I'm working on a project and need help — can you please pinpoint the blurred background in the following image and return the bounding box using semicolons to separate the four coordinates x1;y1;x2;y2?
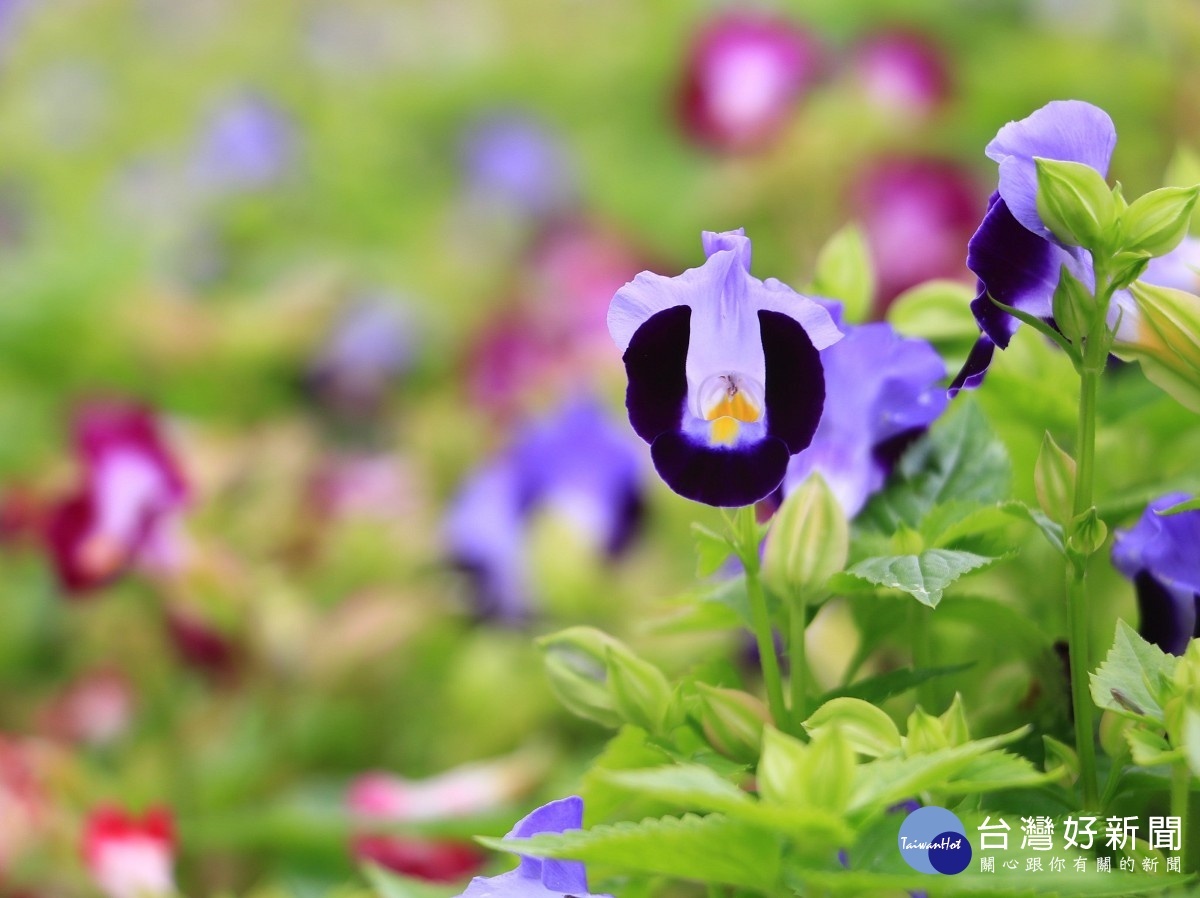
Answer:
2;0;1200;894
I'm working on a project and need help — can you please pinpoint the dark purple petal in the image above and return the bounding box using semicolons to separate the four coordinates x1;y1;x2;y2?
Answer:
948;335;995;396
966;196;1074;347
759;309;825;454
1112;493;1200;655
623;305;690;443
650;430;790;507
986;100;1116;239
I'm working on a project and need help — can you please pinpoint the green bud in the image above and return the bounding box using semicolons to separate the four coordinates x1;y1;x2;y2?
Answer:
1183;706;1200;778
1067;506;1108;557
537;627;623;728
1108;250;1153;291
762;474;848;604
1034;432;1077;526
1099;710;1131;760
904;706;949;755
1125;725;1181;767
804;697;901;758
1035;157;1117;249
1165;146;1200;231
938;694;972;747
757;726;809;805
697;683;772;763
1113;281;1200;413
606;645;673;736
1050;265;1094;345
810;223;875;324
1118;185;1200;257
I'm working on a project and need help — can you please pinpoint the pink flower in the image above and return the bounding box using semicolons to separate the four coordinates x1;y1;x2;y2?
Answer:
679;12;824;152
0;738;47;880
353;836;486;883
852;157;984;307
40;670;134;747
45;402;188;594
849;29;951;120
348;757;530;822
82;806;176;898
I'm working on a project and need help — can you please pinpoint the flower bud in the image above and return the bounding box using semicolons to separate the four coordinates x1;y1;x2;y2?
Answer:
697;683;771;763
1034;432;1076;526
903;706;948;755
1067;507;1108;558
1118;185;1200;258
1035;157;1116;250
1114;281;1200;413
537;627;623;729
606;645;673;735
804;697;900;758
762;474;848;604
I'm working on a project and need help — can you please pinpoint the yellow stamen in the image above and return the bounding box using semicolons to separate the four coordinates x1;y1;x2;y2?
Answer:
710;416;741;446
704;389;760;423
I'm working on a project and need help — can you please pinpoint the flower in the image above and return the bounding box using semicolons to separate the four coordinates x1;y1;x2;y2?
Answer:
304;298;414;416
354;836;487;883
40;670;134;747
852;157;982;307
1112;494;1200;656
45;402;188;594
348;754;536;823
82;806;176;898
1141;236;1200;294
608;229;840;507
444;398;643;620
849;30;951;121
189;92;294;194
950;99;1193;393
459;113;576;219
454;797;610;898
782;301;948;516
678;12;823;153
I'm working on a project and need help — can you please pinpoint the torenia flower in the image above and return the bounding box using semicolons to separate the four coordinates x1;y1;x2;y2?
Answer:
40;670;134;747
782;301;947;516
45;402;188;594
1112;494;1200;656
444;397;643;620
608;229;840;506
83;806;176;898
951;99;1196;392
455;797;611;898
679;12;823;153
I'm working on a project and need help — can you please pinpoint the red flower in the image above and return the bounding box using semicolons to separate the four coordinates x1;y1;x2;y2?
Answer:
82;805;176;898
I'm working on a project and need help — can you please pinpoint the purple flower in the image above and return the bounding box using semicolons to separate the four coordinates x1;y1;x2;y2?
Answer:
852;157;982;307
849;30;951;121
444;398;643;621
678;12;824;153
782;302;947;516
608;229;840;507
190;93;294;193
1142;236;1200;295
1112;494;1200;656
950;100;1188;393
305;299;414;415
455;797;610;898
460;113;576;219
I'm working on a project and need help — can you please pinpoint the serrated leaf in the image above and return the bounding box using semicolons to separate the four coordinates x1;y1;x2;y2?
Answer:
844;550;998;608
1125;725;1182;767
481;813;782;891
936;750;1064;794
691;523;735;578
1090;620;1178;723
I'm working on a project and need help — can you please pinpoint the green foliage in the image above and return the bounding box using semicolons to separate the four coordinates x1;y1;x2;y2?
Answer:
841;549;999;608
1090;620;1177;723
809;223;876;323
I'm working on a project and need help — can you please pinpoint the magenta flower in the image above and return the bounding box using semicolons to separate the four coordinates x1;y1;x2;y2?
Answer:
853;157;983;307
849;30;951;120
45;403;187;594
679;12;823;153
455;797;610;898
355;836;486;883
1112;494;1200;656
609;229;840;506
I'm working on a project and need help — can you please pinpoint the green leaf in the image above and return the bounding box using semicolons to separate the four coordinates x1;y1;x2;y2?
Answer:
819;662;975;705
858;401;1011;535
804;697;902;758
843;549;999;608
691;523;734;578
810;223;875;323
1001;501;1066;556
1035;157;1116;249
1125;725;1182;767
1090;619;1179;723
1183;706;1200;777
886;279;980;371
1160;495;1200;515
1051;263;1095;344
481;813;783;892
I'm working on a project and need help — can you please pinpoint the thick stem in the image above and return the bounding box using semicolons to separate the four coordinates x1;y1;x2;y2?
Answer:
1173;761;1192;873
790;602;808;732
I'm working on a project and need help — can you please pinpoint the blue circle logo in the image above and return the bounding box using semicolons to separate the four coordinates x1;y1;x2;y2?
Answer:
898;806;972;875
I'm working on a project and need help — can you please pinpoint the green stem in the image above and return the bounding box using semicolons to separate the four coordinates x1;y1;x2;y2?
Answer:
790;601;808;732
910;602;934;709
1173;761;1192;873
745;562;787;732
